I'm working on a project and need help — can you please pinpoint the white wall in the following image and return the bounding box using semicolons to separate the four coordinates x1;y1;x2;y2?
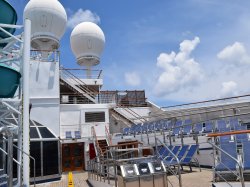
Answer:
60;104;110;139
29;60;60;136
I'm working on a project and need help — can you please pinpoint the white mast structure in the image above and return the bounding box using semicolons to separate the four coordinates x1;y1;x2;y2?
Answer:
23;0;67;186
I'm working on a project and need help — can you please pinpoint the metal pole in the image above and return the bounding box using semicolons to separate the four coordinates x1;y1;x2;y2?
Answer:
22;19;31;187
17;41;23;186
7;135;13;187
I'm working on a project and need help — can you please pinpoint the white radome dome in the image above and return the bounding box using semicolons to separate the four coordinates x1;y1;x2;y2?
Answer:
70;22;105;66
24;0;67;51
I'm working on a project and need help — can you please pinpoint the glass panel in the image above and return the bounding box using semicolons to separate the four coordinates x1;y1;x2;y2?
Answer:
43;141;59;175
73;144;82;157
33;121;43;126
30;142;41;177
39;127;55;138
63;159;71;168
29;120;35;126
74;158;82;167
63;145;70;157
30;127;39;139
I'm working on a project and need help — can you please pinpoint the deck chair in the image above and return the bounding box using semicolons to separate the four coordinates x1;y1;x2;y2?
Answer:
215;141;238;172
183;125;192;135
242;141;250;171
123;127;130;135
203;121;214;133
74;130;81;139
217;120;230;132
164;145;189;165
180;144;199;171
65;131;72;139
194;123;203;134
235;125;249;142
219;135;232;143
157;145;173;159
141;124;148;134
163;145;181;162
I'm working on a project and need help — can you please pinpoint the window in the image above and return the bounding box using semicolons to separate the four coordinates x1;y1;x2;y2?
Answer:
85;112;105;122
43;141;59;175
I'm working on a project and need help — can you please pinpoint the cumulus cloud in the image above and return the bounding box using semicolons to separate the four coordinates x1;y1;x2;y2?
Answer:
125;72;141;86
154;37;203;96
220;81;238;97
217;42;250;65
67;9;100;29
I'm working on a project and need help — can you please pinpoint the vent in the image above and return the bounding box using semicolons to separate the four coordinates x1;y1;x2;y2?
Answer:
85;112;105;123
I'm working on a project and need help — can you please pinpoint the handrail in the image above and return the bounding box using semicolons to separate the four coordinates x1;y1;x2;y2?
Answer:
91;126;104;157
12;143;36;186
60;67;98;96
0;147;20;165
208;141;245;187
110;108;135;125
121;107;147;123
155;138;182;187
2;137;36;186
162;93;250;109
105;125;112;146
207;130;250;137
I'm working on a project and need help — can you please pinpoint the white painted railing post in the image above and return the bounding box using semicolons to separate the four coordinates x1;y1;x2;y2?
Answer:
22;18;31;187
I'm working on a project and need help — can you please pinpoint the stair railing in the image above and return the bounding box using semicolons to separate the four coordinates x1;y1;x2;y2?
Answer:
105;125;112;146
91;126;103;157
121;107;147;123
110;108;135;125
60;67;98;102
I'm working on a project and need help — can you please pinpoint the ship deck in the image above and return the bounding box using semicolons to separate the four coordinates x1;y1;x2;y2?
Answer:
31;171;89;187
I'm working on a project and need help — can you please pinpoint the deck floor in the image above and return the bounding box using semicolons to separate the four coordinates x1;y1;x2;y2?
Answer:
32;168;250;187
167;167;213;187
31;171;89;187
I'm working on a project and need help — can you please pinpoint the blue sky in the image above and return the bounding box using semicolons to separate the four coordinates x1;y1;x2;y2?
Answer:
8;0;250;106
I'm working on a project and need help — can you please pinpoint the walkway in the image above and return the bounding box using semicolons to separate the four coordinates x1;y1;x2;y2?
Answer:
32;171;89;187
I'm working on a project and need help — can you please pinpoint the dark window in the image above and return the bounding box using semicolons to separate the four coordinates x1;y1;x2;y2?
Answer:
43;141;59;175
39;127;55;138
30;142;41;177
30;127;39;139
33;121;43;126
85;112;105;122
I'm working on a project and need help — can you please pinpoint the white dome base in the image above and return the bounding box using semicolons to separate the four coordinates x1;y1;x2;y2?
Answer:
77;56;100;66
31;35;59;51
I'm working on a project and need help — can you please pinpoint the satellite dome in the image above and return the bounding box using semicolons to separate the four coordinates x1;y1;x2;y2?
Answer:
70;22;105;66
24;0;67;51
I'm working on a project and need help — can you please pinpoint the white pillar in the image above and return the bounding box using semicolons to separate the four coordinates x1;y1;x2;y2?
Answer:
22;19;31;187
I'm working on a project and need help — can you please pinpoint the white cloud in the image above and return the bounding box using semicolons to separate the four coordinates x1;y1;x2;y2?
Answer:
154;37;203;96
217;42;250;65
220;81;238;97
125;72;141;86
67;9;100;29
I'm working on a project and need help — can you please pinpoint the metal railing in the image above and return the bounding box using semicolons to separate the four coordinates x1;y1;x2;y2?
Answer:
30;50;59;62
155;138;182;187
0;136;36;186
60;67;98;103
87;144;156;187
60;68;103;79
208;140;245;187
105;125;112;146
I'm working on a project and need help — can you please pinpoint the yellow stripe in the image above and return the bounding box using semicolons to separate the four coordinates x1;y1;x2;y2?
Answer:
68;172;74;187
